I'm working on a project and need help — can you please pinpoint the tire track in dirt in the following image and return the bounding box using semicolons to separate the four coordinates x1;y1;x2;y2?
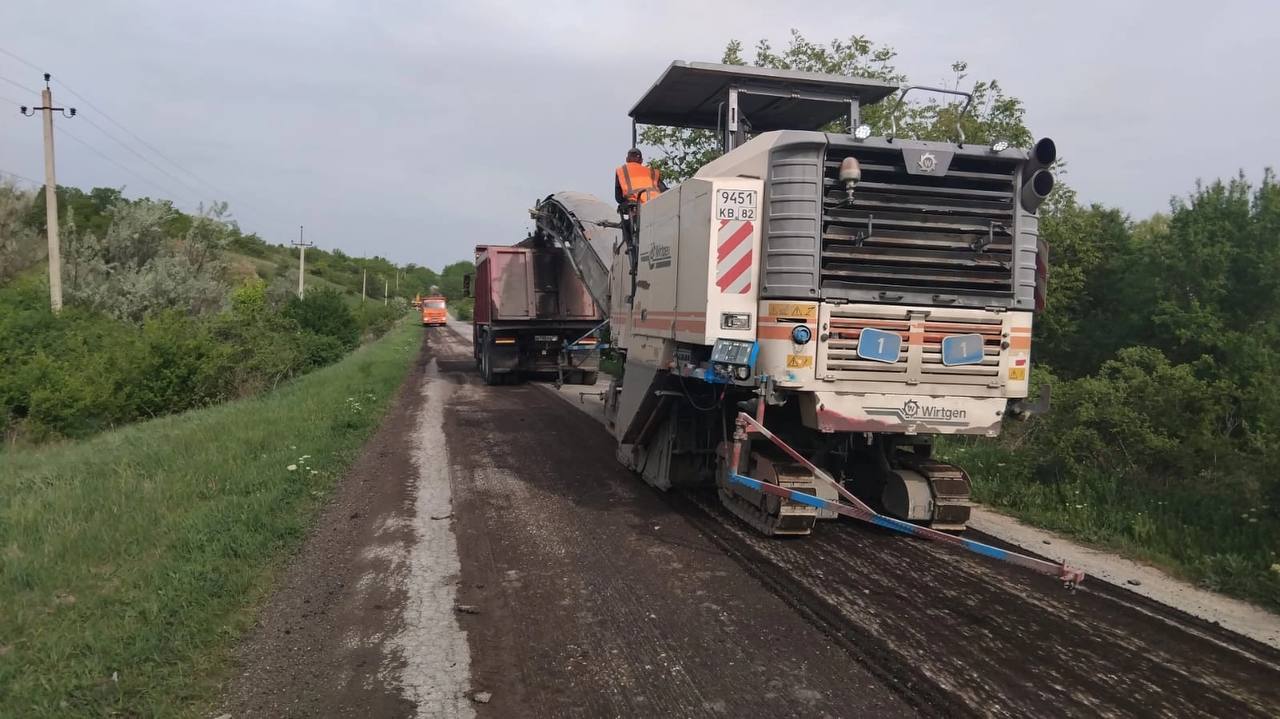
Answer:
526;330;1280;718
679;492;1280;718
434;325;917;718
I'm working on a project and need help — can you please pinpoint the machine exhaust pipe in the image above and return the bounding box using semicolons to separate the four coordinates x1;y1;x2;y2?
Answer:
1030;137;1056;169
1020;168;1055;213
1019;137;1056;213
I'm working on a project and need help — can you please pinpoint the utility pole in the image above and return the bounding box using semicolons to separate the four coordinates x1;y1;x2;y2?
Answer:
362;268;367;303
20;74;76;314
384;278;388;306
292;224;313;299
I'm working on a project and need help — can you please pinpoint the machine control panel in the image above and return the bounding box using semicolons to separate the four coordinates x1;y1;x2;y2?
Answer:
711;338;755;365
710;338;756;382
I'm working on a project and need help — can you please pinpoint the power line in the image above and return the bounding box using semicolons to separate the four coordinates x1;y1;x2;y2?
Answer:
0;73;38;96
0;46;43;74
3;43;240;204
77;114;211;203
2;46;269;233
52;77;273;228
55;125;199;205
4;69;183;200
0;168;42;186
53;77;234;201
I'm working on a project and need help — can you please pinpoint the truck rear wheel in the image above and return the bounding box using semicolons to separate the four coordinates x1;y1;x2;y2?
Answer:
481;345;497;385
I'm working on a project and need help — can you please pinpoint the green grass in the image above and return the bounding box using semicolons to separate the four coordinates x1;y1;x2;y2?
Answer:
938;439;1280;612
0;319;421;717
224;250;349;295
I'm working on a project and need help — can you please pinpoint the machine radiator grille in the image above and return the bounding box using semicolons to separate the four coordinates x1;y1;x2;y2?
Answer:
821;307;1004;388
822;146;1019;300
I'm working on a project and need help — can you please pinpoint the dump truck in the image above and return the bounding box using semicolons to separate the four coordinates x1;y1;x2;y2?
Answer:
468;241;604;386
530;61;1081;585
420;294;448;326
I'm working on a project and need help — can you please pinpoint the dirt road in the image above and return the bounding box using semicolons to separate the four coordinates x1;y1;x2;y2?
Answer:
225;323;1280;718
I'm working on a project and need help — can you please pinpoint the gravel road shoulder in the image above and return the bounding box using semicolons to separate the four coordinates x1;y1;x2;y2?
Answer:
221;330;442;718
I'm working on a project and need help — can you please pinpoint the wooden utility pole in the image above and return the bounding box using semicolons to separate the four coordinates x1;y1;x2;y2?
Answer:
20;74;76;313
292;224;313;299
362;268;367;303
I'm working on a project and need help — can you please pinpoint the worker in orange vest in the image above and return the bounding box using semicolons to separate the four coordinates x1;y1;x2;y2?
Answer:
614;148;667;205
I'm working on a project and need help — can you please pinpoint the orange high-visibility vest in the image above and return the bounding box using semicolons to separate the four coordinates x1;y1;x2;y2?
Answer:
616;162;661;204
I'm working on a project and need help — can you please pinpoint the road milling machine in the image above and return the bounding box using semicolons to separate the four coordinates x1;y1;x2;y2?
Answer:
532;62;1080;585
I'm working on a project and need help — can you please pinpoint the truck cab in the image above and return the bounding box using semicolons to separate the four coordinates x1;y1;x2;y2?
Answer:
420;296;448;326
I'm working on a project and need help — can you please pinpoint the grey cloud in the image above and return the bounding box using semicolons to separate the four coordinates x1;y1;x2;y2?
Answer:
1;0;1275;267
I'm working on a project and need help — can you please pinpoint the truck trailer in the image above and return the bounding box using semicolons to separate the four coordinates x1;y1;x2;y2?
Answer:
469;241;604;386
531;61;1082;585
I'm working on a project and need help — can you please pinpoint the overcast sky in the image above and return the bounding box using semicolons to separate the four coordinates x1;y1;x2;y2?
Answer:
1;1;1276;267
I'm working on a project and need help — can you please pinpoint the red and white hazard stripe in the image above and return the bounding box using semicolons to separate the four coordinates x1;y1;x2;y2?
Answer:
716;219;753;294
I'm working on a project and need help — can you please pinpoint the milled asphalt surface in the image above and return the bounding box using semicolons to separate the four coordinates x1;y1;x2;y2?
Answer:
224;321;1280;718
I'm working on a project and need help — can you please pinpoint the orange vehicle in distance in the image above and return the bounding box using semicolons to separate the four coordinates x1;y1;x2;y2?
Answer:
420;295;448;326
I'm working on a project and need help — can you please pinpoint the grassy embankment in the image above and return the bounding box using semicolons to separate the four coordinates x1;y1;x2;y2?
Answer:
0;319;422;717
939;438;1280;612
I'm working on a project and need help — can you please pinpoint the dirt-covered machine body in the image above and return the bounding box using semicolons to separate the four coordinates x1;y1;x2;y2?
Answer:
611;133;1040;437
530;62;1080;583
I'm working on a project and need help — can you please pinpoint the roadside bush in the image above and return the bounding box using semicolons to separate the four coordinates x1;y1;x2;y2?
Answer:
943;349;1279;609
449;297;474;321
284;288;359;349
131;311;224;416
0;276;351;444
353;302;402;340
63;200;229;321
0;183;41;283
299;331;348;368
0;183;440;448
205;309;308;398
1026;348;1246;488
230;277;269;319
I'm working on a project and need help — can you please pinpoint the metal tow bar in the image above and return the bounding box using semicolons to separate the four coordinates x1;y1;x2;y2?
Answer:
727;411;1086;588
556;319;610;389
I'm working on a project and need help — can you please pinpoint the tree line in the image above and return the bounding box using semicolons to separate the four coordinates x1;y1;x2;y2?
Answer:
0;184;469;444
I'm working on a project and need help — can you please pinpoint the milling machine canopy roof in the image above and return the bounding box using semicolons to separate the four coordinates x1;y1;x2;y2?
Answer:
628;61;899;134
